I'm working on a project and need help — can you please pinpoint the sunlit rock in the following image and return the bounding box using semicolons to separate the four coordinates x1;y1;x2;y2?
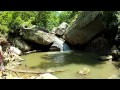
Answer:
36;73;58;79
10;46;22;55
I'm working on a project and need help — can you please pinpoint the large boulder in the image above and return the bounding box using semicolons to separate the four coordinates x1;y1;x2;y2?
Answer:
63;11;118;45
55;28;65;36
13;37;31;52
63;11;105;45
51;22;68;36
21;29;54;45
85;36;112;55
58;22;68;29
55;22;68;36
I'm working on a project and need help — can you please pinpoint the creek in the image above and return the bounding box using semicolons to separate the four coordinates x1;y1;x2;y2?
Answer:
19;51;120;79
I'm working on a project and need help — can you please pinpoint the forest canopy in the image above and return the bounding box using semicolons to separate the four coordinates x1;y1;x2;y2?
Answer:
0;11;79;36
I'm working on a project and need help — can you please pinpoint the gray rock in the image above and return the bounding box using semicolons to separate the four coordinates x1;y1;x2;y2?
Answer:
21;29;54;45
13;37;31;52
51;22;68;36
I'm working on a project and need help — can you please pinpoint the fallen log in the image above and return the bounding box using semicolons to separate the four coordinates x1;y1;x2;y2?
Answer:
5;67;65;74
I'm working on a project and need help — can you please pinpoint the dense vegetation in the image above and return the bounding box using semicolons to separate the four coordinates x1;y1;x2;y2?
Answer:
0;11;79;37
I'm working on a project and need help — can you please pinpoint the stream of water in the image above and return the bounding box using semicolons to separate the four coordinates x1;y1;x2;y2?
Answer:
53;36;70;51
20;51;120;79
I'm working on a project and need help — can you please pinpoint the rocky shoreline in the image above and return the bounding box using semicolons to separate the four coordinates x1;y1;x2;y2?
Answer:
0;11;120;79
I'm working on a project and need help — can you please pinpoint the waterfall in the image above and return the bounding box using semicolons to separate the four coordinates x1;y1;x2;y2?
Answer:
63;43;70;51
53;36;70;51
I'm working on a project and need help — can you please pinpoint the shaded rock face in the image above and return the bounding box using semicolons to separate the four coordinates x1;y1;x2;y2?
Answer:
21;29;54;45
49;46;60;51
115;32;120;50
24;40;52;52
49;43;60;51
12;37;31;52
85;36;112;55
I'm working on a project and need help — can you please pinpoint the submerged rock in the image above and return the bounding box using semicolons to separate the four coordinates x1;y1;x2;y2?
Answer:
107;75;117;79
78;67;90;75
100;55;113;61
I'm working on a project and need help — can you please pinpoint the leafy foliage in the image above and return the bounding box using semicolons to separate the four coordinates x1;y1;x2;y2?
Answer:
0;11;78;36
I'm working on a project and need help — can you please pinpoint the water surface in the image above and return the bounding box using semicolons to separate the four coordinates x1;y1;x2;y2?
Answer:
20;51;120;79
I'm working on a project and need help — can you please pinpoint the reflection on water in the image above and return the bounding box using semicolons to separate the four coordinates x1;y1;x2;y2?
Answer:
20;51;120;79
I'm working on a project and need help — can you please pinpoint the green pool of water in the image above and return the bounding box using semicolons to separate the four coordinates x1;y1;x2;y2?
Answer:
20;51;120;79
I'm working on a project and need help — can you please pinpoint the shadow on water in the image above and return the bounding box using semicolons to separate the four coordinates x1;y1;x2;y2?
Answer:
20;51;120;79
27;51;104;69
113;61;120;69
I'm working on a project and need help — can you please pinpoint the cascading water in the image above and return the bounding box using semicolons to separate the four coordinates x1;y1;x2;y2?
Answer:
53;36;70;51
